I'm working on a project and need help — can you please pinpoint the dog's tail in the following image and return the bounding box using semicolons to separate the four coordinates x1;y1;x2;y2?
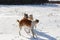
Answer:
17;20;20;23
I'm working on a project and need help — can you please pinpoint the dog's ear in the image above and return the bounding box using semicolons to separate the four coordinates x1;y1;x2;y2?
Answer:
29;14;33;17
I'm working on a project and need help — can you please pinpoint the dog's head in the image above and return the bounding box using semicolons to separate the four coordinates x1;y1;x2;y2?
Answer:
24;13;28;18
35;19;39;24
28;14;33;20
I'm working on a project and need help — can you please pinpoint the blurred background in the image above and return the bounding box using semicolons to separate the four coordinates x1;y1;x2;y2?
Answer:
0;0;60;5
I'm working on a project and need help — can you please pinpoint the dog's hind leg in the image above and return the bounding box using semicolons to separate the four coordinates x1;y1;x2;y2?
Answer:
24;28;30;34
19;25;22;36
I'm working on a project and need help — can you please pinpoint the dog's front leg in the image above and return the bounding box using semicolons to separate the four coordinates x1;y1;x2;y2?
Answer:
31;28;36;38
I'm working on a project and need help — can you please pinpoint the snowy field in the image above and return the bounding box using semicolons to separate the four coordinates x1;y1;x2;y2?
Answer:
0;4;60;40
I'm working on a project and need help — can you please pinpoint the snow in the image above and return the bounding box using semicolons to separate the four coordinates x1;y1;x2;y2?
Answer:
0;4;60;40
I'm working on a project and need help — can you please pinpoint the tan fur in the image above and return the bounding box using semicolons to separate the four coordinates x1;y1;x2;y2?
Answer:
28;14;33;20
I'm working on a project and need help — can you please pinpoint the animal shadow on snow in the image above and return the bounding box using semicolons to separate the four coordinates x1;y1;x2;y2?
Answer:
30;29;56;40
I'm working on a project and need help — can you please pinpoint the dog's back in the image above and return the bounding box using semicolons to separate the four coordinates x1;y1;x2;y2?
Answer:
17;18;32;28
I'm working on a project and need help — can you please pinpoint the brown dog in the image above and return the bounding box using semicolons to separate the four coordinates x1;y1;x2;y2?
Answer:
17;13;39;38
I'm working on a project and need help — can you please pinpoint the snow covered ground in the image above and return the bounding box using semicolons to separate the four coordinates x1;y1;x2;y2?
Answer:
0;4;60;40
